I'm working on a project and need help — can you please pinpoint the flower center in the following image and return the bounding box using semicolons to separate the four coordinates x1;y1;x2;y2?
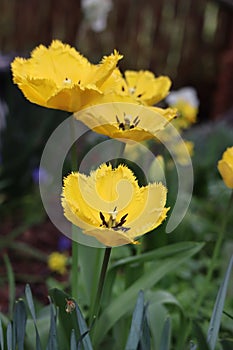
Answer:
99;207;129;232
116;114;140;131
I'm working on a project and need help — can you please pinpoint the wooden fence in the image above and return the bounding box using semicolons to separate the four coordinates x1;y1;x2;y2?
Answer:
0;0;233;120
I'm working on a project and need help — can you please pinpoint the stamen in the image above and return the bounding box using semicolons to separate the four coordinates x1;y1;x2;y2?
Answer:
100;212;108;227
133;116;140;126
99;208;129;231
116;114;140;131
129;87;136;94
63;77;72;84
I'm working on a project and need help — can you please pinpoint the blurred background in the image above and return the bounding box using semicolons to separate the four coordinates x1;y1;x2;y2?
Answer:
0;0;233;318
1;0;233;119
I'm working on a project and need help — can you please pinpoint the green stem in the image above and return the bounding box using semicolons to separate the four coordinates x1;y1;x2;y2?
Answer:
90;247;112;324
71;235;79;299
69;117;79;299
90;140;126;325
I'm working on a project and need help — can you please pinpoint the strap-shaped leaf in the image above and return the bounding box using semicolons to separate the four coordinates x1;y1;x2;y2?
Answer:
207;255;233;349
46;298;58;350
3;254;15;317
13;300;27;350
159;318;171;350
6;322;12;350
70;329;77;350
75;302;93;350
139;306;151;350
25;284;42;350
0;318;3;350
125;290;145;350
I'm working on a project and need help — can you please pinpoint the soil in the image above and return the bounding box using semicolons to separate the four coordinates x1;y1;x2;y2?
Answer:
0;217;70;314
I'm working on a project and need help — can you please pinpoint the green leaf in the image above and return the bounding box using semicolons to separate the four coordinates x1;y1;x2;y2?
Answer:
70;329;77;350
13;299;27;350
25;284;37;322
78;245;103;318
148;303;167;349
159;318;171;350
110;242;203;270
207;255;233;350
139;308;151;350
146;290;184;312
0;318;4;350
6;322;12;350
46;299;58;350
49;288;80;350
94;242;204;346
75;301;93;350
125;290;145;350
3;254;15;317
25;284;42;350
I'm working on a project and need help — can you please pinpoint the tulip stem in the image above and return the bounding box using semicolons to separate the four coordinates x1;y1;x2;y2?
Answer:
90;247;112;324
70;117;79;299
71;236;79;299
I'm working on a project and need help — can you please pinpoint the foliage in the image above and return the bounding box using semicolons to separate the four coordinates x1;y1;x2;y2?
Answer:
0;254;232;350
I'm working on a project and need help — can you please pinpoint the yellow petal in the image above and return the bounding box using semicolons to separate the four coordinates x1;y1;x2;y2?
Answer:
47;85;102;112
74;102;176;142
11;40;123;112
62;172;100;226
218;147;233;189
83;227;136;247
124;70;171;105
128;182;168;230
61;164;169;247
91;50;123;88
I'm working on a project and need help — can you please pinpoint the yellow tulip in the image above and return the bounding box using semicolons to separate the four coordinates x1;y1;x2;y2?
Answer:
116;70;171;106
218;147;233;189
61;163;169;247
74;102;177;142
11;40;124;112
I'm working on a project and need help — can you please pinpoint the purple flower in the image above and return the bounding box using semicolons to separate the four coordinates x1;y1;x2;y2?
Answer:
32;167;50;184
58;236;71;251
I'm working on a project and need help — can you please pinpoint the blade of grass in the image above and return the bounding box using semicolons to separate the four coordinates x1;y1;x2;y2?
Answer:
25;284;42;350
0;317;4;350
70;329;77;350
125;290;144;350
6;322;12;350
110;242;203;270
3;254;15;317
139;307;151;350
46;299;58;350
207;255;233;350
159;318;171;350
75;301;93;350
14;299;27;350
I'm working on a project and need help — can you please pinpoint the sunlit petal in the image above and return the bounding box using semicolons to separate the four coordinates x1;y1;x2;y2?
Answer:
61;164;169;247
